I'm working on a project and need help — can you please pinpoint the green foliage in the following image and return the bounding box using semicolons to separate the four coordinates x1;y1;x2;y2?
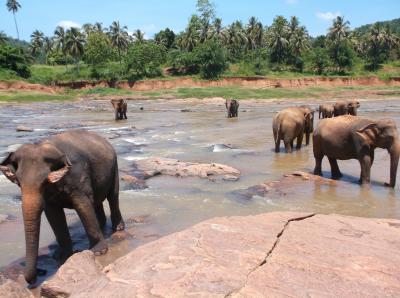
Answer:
328;41;356;74
84;32;112;65
193;40;227;79
167;49;198;74
309;47;330;74
0;44;31;78
154;28;176;49
125;42;166;80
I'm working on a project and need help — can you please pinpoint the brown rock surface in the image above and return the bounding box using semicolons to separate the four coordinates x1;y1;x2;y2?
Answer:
133;157;240;180
0;279;34;298
41;212;400;297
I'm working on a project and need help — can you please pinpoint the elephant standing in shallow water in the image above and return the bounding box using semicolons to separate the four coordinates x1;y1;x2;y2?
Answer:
273;107;314;153
319;104;334;119
0;130;124;284
333;100;360;116
111;99;128;120
313;115;400;187
225;99;239;118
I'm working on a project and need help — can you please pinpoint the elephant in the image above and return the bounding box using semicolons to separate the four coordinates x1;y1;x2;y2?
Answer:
226;99;239;118
111;99;127;120
319;104;334;119
0;130;124;284
298;105;315;133
273;107;314;153
313;115;400;187
333;100;360;116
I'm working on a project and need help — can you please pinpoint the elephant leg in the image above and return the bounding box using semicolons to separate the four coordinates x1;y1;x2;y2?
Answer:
124;111;127;119
73;196;108;255
370;149;375;166
284;141;292;153
115;110;119;120
95;203;106;230
359;154;372;184
328;158;342;179
275;137;280;153
44;205;73;263
305;132;310;146
107;170;124;232
314;155;323;176
296;133;303;150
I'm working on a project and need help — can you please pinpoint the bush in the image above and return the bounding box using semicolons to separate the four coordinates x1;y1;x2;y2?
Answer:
194;40;228;79
125;42;166;81
83;32;112;66
0;44;31;78
309;48;330;74
167;49;198;75
329;41;356;74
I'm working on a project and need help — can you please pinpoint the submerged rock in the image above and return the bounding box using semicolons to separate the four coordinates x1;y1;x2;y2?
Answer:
16;125;33;132
121;175;148;189
132;157;240;180
41;212;400;297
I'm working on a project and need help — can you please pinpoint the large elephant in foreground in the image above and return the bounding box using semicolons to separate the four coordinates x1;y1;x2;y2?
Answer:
0;130;124;284
225;99;239;118
313;115;400;187
273;107;314;153
333;100;360;116
111;99;128;120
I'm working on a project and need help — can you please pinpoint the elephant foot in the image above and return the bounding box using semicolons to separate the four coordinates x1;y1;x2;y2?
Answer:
113;219;125;232
331;173;343;180
314;169;322;176
52;247;73;263
91;240;108;256
37;267;47;276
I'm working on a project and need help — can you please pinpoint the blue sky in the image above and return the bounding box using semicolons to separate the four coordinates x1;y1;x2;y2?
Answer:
1;0;399;41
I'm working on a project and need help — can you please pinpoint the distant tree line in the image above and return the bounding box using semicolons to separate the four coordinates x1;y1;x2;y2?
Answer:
1;0;399;81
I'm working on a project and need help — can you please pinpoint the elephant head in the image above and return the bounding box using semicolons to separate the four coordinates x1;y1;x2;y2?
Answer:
356;118;400;187
299;106;314;133
348;100;360;116
0;143;71;284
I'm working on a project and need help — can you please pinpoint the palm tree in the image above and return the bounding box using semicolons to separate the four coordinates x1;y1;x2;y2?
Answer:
65;27;85;71
6;0;21;40
43;37;54;55
0;31;8;44
54;26;68;69
179;16;201;51
290;26;310;56
94;22;104;33
327;16;350;45
209;18;224;41
266;16;290;64
222;21;247;59
133;29;145;44
108;21;129;64
30;30;44;57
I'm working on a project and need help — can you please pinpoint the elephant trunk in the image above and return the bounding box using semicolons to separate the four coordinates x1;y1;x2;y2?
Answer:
21;189;44;284
389;142;400;187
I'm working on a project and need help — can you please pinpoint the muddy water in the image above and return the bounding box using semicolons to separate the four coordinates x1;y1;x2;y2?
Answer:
0;98;399;281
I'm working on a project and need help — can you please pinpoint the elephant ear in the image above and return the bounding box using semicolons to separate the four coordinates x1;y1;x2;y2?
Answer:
47;156;72;184
355;123;377;143
0;153;19;185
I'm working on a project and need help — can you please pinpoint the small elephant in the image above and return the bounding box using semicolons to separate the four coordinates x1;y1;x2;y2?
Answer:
333;100;360;116
0;130;124;284
319;104;334;119
111;99;128;120
273;107;314;153
226;99;239;118
313;115;400;187
298;105;315;134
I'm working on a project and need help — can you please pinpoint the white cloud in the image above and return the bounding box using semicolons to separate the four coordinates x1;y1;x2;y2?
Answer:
57;20;81;29
286;0;298;4
316;11;341;21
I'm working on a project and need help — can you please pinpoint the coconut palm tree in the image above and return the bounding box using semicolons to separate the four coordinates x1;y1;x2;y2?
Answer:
133;29;145;44
108;21;129;64
94;22;104;33
65;27;85;71
266;16;290;64
290;26;310;56
6;0;21;40
327;16;350;45
30;30;44;57
222;21;247;59
43;37;54;55
179;16;201;51
54;26;68;69
209;18;224;41
0;31;8;44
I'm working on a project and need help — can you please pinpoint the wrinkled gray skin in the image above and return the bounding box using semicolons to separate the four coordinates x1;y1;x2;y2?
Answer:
0;130;124;285
333;100;360;116
273;107;313;153
313;115;400;187
298;105;315;134
319;104;334;119
111;99;127;120
225;99;239;118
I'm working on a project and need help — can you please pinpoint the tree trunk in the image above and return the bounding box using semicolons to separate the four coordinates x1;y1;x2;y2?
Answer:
13;12;19;41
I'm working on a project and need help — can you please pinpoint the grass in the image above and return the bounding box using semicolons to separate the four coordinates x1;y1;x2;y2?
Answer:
0;90;75;102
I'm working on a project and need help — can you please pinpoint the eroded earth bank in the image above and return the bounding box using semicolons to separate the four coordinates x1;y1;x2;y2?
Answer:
0;97;399;297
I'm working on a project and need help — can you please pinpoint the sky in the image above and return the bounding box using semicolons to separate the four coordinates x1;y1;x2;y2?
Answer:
0;0;399;41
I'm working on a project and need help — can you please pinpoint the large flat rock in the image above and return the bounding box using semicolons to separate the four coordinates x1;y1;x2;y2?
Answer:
41;212;400;298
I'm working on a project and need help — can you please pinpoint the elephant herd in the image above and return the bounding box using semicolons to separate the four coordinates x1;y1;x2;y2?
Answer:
0;97;398;286
272;99;399;189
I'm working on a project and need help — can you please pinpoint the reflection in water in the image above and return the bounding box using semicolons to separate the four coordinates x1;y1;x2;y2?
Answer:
0;98;399;277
